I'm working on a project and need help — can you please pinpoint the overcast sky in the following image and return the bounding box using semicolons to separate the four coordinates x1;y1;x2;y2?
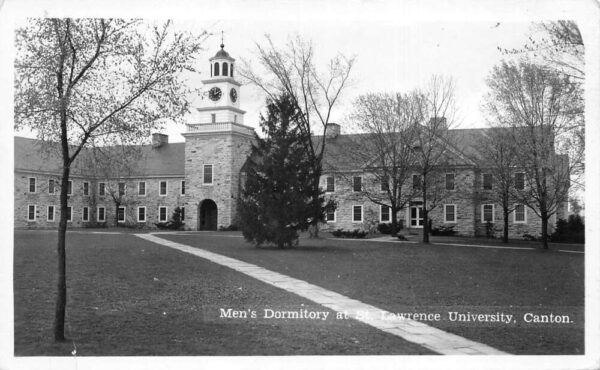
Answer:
174;19;534;142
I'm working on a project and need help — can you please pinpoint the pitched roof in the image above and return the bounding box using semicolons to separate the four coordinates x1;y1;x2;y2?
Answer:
14;136;185;178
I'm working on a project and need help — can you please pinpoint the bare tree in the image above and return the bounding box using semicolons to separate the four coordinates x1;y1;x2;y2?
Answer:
346;91;424;234
484;60;576;249
238;35;355;234
14;18;206;341
475;128;519;243
412;76;459;243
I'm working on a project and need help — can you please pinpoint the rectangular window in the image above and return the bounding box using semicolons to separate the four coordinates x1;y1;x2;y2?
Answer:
211;113;216;123
118;182;126;197
97;207;106;222
445;173;455;190
117;207;126;223
67;180;72;196
48;179;55;194
352;205;363;222
28;177;36;193
99;182;106;196
412;174;422;190
482;173;493;190
482;204;494;223
326;176;335;192
444;204;456;223
83;182;89;196
138;181;146;196
325;209;336;222
352;176;362;192
159;181;168;196
66;206;72;222
203;165;213;184
181;180;186;195
47;205;55;222
82;207;89;222
180;207;185;221
138;207;146;222
515;172;525;190
159;206;168;222
380;205;391;222
514;204;527;223
27;205;36;221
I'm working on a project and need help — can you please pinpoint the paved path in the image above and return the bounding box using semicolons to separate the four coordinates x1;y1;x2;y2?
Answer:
135;233;508;355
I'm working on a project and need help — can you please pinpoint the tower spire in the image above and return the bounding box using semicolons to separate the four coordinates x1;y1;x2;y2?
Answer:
220;30;224;49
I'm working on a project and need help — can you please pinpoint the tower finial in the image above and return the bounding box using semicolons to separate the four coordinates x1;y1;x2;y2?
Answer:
220;30;224;49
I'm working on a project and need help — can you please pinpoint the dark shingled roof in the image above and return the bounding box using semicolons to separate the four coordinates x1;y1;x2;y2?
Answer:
14;137;185;178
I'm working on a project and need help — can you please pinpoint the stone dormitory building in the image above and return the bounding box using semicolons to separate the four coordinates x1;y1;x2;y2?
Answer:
14;44;567;238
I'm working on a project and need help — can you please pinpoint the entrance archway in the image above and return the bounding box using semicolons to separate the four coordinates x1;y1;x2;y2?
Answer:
198;199;218;230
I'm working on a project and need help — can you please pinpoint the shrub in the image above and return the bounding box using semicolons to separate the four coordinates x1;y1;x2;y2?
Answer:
522;233;539;241
397;234;408;241
485;221;496;239
377;223;394;234
331;228;368;239
551;215;585;243
430;225;456;236
219;224;239;231
155;207;185;230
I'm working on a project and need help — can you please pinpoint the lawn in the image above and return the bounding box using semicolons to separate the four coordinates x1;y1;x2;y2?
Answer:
13;230;433;356
161;231;585;355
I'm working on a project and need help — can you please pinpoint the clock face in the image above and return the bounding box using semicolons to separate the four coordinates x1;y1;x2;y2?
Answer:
230;88;238;103
208;87;222;101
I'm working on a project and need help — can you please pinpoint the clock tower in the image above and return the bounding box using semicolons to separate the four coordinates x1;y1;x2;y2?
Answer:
182;42;255;231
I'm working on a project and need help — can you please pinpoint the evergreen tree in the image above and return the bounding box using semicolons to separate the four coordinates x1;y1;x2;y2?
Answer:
239;94;333;248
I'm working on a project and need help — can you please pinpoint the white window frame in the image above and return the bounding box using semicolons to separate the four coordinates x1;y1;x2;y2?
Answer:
203;164;214;185
481;204;495;223
325;176;335;193
83;181;90;196
352;176;362;192
67;180;73;196
82;206;89;222
159;181;168;196
515;172;525;190
352;205;363;223
513;204;527;224
28;177;36;193
158;206;168;222
99;182;106;196
138;181;146;196
137;206;146;222
118;182;126;197
444;204;457;223
380;205;391;223
27;204;36;221
66;206;73;222
181;180;186;195
97;206;106;222
48;179;55;194
117;206;126;223
445;173;455;190
325;210;336;223
482;173;493;190
47;205;55;222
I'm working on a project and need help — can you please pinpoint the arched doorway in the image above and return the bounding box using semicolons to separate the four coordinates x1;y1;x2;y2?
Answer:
198;199;218;230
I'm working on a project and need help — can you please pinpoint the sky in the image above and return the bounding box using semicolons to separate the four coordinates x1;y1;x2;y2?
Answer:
172;19;534;142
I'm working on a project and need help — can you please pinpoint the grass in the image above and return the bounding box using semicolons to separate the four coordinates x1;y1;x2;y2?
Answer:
14;230;432;356
162;231;585;355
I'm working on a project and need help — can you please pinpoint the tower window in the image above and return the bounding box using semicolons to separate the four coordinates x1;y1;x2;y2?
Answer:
230;64;233;77
223;62;228;76
214;62;220;76
234;115;237;123
211;113;216;123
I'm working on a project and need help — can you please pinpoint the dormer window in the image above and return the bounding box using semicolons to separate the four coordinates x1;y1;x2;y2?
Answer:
223;62;228;76
214;62;220;76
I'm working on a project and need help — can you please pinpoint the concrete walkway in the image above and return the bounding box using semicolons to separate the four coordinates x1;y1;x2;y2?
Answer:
135;233;508;355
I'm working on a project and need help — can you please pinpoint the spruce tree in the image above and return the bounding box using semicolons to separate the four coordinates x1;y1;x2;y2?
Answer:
239;94;332;248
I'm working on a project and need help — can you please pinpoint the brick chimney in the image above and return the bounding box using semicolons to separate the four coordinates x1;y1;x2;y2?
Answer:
326;123;341;139
152;133;169;148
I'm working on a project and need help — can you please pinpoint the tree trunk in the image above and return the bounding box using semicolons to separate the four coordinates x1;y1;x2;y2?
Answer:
391;206;398;235
541;212;549;250
54;166;70;342
503;208;509;244
422;179;429;244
